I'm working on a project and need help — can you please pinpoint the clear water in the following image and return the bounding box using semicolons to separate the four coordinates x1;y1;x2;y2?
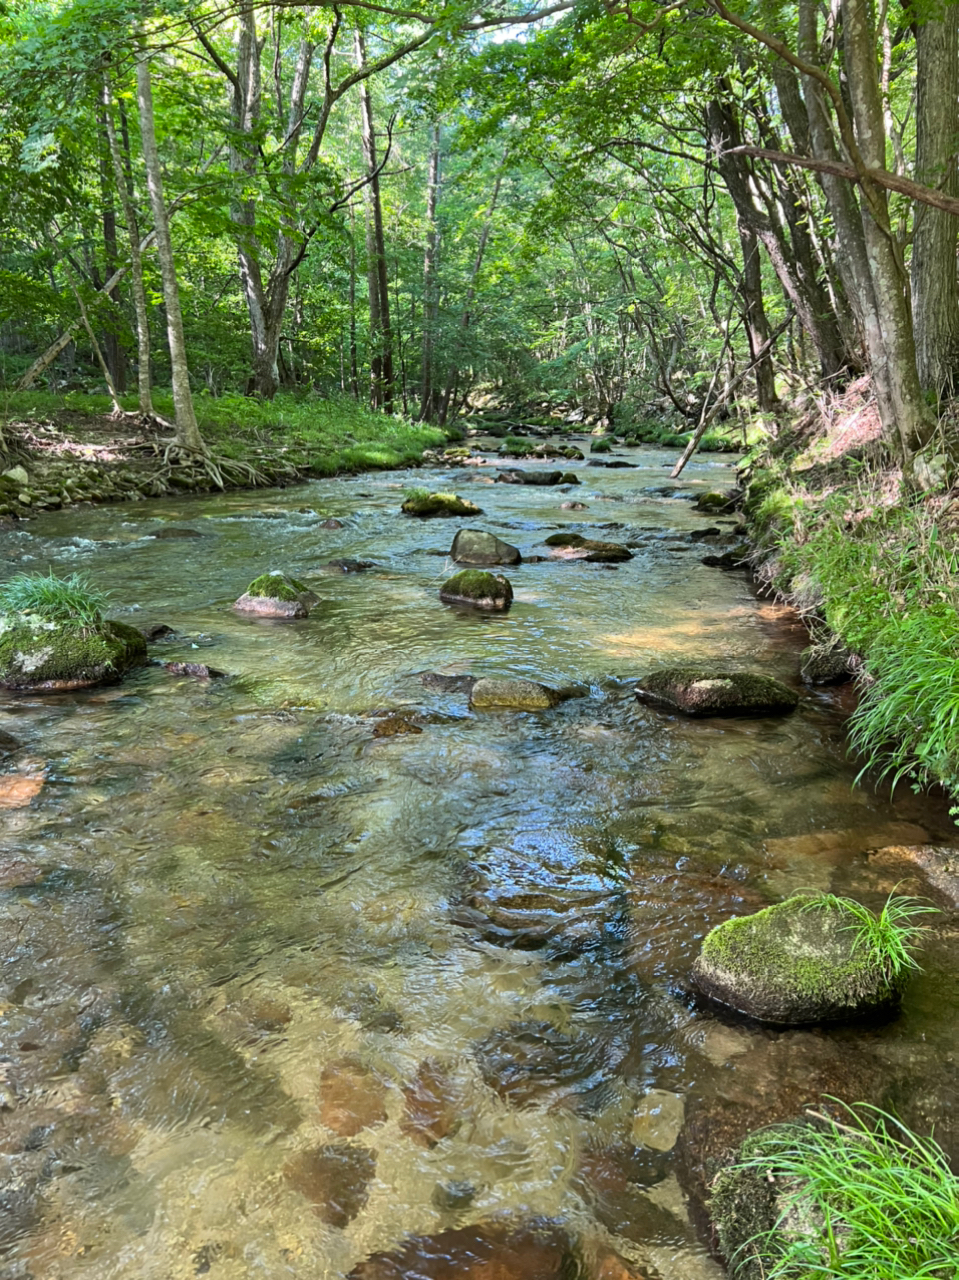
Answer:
0;442;956;1280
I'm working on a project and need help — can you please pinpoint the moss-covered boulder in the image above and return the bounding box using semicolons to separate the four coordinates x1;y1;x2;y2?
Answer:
470;678;559;710
635;668;798;717
800;642;854;685
559;472;580;485
0;616;146;691
234;572;318;618
590;438;612;454
691;896;902;1025
439;570;513;611
401;491;483;518
549;539;633;563
450;529;522;567
694;490;737;513
544;533;586;547
707;1126;794;1280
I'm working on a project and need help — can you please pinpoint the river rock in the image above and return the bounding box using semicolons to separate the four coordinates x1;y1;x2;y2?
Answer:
372;716;423;738
326;558;376;573
544;532;585;547
0;729;22;756
163;661;226;679
560;472;580;484
347;1219;575;1280
420;672;477;694
400;1058;459;1147
870;844;959;906
689;527;722;541
439;571;513;611
549;539;633;563
800;642;854;685
319;1059;388;1136
0;615;146;691
450;529;522;566
432;1180;476;1211
470;677;559;709
2;466;29;487
701;549;746;569
590;439;612;454
140;623;177;641
495;469;565;486
691;895;902;1025
233;572;318;618
402;491;483;517
284;1143;376;1226
631;1090;685;1151
152;526;204;539
560;501;588;510
694;490;737;513
320;517;346;529
635;668;798;717
474;1019;607;1106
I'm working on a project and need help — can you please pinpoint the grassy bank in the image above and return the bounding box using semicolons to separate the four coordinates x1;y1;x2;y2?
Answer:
742;446;959;814
0;390;448;515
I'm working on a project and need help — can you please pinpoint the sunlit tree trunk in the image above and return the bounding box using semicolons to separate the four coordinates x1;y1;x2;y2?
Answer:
419;123;441;421
355;28;394;411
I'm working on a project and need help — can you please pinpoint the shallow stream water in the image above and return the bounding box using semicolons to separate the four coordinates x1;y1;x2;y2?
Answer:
1;441;957;1280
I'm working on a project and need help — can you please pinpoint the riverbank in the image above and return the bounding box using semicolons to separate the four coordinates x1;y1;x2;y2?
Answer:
740;380;959;817
0;390;449;517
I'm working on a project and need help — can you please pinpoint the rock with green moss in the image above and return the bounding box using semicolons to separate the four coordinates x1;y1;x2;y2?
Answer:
0;615;146;691
800;642;853;685
450;529;521;567
635;667;798;717
707;1126;794;1280
590;438;612;454
544;533;586;548
470;677;560;710
439;570;513;611
548;538;633;563
691;896;902;1025
694;490;737;513
234;573;318;618
401;491;484;518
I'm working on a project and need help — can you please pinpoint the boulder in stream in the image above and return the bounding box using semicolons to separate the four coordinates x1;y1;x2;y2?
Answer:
495;468;565;486
233;572;317;618
450;528;522;566
401;490;483;518
635;667;798;717
800;641;854;685
347;1218;575;1280
549;538;633;563
694;490;738;513
691;895;903;1025
470;677;559;709
439;570;513;611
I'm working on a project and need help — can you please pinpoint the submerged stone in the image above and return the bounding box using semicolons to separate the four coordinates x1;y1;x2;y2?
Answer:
401;491;483;518
372;716;423;738
163;661;226;679
420;672;477;694
495;469;565;486
691;895;902;1025
549;539;633;563
152;526;204;539
635;668;798;717
400;1058;459;1147
0;615;147;691
631;1090;685;1152
233;572;317;618
347;1219;574;1280
319;1059;388;1137
439;570;513;611
469;677;559;709
326;558;376;573
284;1143;376;1226
450;529;521;566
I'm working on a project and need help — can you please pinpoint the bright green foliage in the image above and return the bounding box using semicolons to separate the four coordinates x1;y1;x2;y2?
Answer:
801;892;937;981
0;570;108;628
731;1103;959;1279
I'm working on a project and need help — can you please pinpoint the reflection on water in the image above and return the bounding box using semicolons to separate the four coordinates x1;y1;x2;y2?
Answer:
0;442;955;1279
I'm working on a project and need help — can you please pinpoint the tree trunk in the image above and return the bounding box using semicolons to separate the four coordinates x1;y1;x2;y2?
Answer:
103;75;154;418
738;223;779;410
911;0;959;398
96;111;126;392
355;29;394;412
419;123;441;421
135;50;203;452
348;201;359;399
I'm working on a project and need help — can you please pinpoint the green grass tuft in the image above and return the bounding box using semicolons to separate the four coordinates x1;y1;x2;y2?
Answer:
0;571;109;628
800;891;937;981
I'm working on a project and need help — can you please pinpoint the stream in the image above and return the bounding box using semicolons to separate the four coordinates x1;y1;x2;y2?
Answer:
1;439;957;1280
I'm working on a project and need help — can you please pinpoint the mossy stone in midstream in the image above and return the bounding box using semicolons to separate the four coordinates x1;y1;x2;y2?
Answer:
401;491;484;518
439;570;513;611
708;1126;795;1280
635;667;798;717
234;573;318;618
0;614;146;690
691;896;902;1025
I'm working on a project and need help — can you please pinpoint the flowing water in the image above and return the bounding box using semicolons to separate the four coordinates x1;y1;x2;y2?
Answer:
1;441;957;1280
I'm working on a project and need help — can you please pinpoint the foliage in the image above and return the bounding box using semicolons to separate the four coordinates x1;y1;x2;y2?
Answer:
800;892;937;981
734;1103;959;1279
0;569;108;628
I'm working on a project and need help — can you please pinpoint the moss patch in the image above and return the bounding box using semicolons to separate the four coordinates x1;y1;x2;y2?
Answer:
246;573;309;601
544;533;586;547
401;491;483;518
635;667;798;717
709;1128;791;1280
439;570;513;610
0;614;146;689
692;896;901;1025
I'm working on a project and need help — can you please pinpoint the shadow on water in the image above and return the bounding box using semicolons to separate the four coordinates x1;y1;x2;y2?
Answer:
0;441;956;1278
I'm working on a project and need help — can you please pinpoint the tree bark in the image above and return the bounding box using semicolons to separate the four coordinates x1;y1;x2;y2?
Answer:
355;28;394;411
911;0;959;397
135;50;203;452
419;123;441;421
96;111;125;392
738;223;779;410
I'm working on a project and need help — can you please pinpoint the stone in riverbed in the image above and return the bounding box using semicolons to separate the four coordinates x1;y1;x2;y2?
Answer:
560;501;588;510
450;528;521;566
439;570;513;611
347;1219;575;1280
495;468;565;486
233;572;317;618
151;526;204;539
635;667;798;717
320;517;346;529
800;642;854;685
326;558;376;573
372;716;423;738
284;1143;376;1226
400;1058;459;1147
694;490;737;513
549;539;633;563
631;1089;685;1151
544;532;586;547
402;491;483;518
420;672;477;694
691;894;903;1025
163;661;226;679
0;616;147;691
469;677;559;710
0;729;22;756
319;1058;388;1137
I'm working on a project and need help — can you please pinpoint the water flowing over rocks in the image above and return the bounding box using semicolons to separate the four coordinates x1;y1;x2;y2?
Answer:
495;468;565;486
318;1058;389;1136
400;1058;459;1147
635;668;798;717
347;1219;576;1280
284;1143;377;1226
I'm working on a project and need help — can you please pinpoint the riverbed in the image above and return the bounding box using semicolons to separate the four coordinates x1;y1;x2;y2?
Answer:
0;441;956;1280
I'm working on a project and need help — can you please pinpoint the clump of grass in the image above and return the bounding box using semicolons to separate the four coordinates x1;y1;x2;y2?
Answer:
735;1102;959;1278
800;891;937;981
0;571;109;628
500;435;534;456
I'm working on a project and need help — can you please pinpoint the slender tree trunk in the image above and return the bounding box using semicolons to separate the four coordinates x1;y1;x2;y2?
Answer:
355;29;394;411
419;123;441;421
62;261;123;414
911;0;959;398
96;112;125;392
348;202;359;399
103;75;154;418
738;223;779;410
135;49;203;452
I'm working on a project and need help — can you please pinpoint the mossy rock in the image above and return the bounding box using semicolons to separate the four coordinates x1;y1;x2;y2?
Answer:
800;642;853;685
470;677;559;710
694;490;737;513
549;539;633;563
707;1127;793;1280
560;446;585;460
0;615;146;691
234;573;318;618
691;896;902;1025
495;469;565;486
635;667;798;717
439;570;513;611
401;491;484;518
450;529;521;566
590;438;612;454
544;533;586;548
